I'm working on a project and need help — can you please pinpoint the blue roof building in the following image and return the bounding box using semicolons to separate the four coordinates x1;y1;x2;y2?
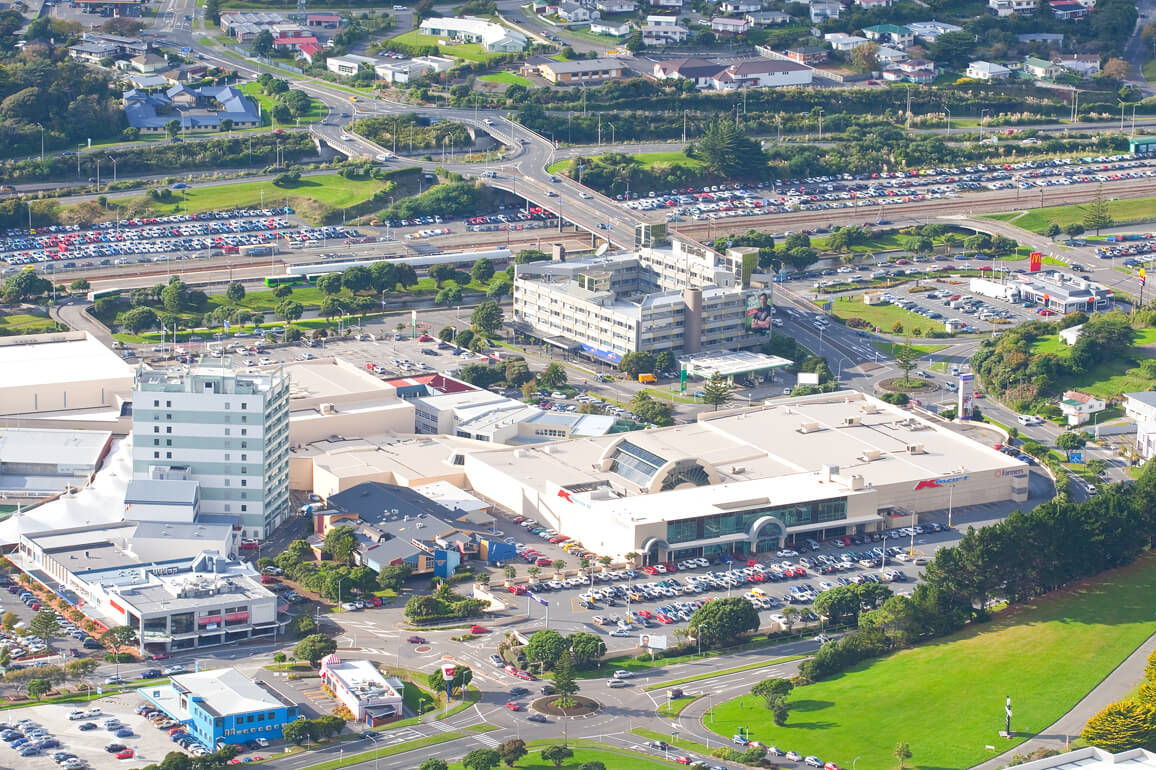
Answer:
123;84;260;132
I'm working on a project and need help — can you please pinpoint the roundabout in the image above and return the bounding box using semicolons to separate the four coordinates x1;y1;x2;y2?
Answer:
877;376;939;394
531;695;601;718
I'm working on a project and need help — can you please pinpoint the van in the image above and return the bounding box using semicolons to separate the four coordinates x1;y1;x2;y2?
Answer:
637;373;657;384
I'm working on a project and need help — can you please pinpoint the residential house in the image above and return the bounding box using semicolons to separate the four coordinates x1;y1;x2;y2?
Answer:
709;57;812;89
711;16;750;34
905;19;961;43
876;45;907;64
648;0;683;10
531;57;625;84
295;41;322;65
988;0;1038;15
745;10;789;25
131;52;168;74
824;32;869;51
809;0;839;22
123;85;260;132
854;0;891;8
591;20;633;35
419;17;528;52
596;0;636;12
966;60;1012;80
646;14;681;25
219;11;285;41
327;54;379;77
272;34;318;53
883;57;935;83
720;0;760;13
642;23;688;43
68;41;121;64
1054;53;1099;77
160;65;208;85
1023;55;1059;78
785;45;828;64
1125;392;1156;423
1049;0;1089;18
652;56;724;87
558;1;594;21
1059;390;1106;426
861;23;914;48
1019;32;1064;44
306;12;341;28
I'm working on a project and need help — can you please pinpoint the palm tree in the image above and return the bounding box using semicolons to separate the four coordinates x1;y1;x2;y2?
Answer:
527;566;542;581
783;607;800;635
625;552;640;567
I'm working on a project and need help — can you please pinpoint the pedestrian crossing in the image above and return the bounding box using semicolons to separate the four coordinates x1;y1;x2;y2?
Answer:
474;733;500;747
430;720;456;733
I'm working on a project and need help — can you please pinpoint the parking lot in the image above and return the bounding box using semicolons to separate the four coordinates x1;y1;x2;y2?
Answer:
620;154;1156;223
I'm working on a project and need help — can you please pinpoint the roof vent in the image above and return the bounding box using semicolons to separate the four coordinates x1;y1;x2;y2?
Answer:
905;443;925;455
841;416;861;427
798;422;821;434
861;403;879;414
860;449;882;462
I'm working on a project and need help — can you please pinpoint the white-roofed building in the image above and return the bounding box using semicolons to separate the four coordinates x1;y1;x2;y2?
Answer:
0;331;132;417
419;17;527;52
413;479;494;526
1125;391;1156;423
1000;748;1156;770
319;655;405;725
0;428;113;498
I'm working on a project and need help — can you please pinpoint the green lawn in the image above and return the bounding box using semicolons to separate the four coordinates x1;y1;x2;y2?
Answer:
707;553;1156;769
479;71;532;86
93;175;383;224
389;29;505;62
983;196;1156;233
822;297;946;335
239;82;325;125
1144;56;1156;84
0;313;58;335
1029;326;1156;398
870;341;947;357
547;151;704;175
448;745;679;770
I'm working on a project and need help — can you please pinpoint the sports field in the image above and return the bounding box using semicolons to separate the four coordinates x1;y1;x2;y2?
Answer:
706;553;1156;769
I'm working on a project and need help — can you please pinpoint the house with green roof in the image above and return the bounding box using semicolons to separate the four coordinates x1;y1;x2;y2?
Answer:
861;24;914;48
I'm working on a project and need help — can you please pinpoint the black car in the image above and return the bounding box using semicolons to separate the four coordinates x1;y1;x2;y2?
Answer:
509;687;529;698
105;743;126;753
142;669;162;679
78;723;98;731
540;684;555;695
527;714;547;723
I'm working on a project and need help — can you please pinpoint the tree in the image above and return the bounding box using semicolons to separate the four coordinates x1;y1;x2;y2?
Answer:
893;338;921;385
689;118;767;179
439;326;455;343
165;120;181;139
342;265;373;294
101;625;136;653
317;272;343;296
551;559;565;572
420;761;449;770
2;611;17;632
324;526;358;565
580;763;607;770
567;632;606;669
204;0;221;24
689;597;760;648
26;678;50;699
538;363;567;390
471;301;504;335
751;677;794;707
1087;457;1109;478
28;610;59;641
70;278;90;292
377;563;411;591
253;29;274;57
541;746;574;768
525;629;568;669
294;634;337;665
895;742;913;769
1083;184;1114;235
1102;57;1128;80
1081;699;1156;752
770;697;790;726
226;281;246;303
498;739;527;767
462;749;501;770
161;277;188;313
472;258;495;284
122;306;158;334
320;297;342;321
505;359;533;386
396;264;417;289
487;274;513;300
275;300;303;322
850;41;880;72
701;371;733;411
504;564;517;580
619;351;656;377
1056;431;1086;451
435;285;463;306
371;260;399;292
283;719;311;746
1065;223;1086;238
427;664;473;696
1046;224;1062;239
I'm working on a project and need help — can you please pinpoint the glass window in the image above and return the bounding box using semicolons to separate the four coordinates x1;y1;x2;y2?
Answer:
666;519;697;544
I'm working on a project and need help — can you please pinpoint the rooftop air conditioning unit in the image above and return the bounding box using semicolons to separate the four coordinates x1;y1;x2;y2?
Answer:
905;444;925;455
842;416;861;427
861;404;879;414
319;403;336;415
799;422;821;434
860;449;882;462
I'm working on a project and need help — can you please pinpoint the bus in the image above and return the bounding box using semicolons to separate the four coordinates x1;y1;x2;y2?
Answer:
264;275;310;288
88;287;123;302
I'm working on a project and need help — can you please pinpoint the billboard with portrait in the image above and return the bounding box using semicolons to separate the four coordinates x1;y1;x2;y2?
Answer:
745;291;773;334
958;373;974;419
639;634;668;650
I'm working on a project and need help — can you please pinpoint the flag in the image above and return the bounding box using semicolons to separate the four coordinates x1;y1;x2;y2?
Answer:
1141;268;1146;287
528;592;548;607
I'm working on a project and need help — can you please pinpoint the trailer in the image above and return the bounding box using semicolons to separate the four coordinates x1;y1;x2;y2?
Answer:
969;277;1019;302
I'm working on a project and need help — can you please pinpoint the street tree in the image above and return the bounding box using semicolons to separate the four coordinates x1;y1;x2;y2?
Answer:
275;300;303;323
317;273;343;296
688;596;759;648
893;338;921;385
541;746;574;768
1056;432;1087;451
701;371;733;411
618;351;655;377
538;363;567;389
462;749;501;770
282;720;311;745
419;761;449;770
1083;184;1114;235
498;739;527;768
28;610;59;641
225;281;246;303
294;634;337;666
567;632;606;669
471;258;495;284
525;629;567;669
471;301;504;335
323;526;358;565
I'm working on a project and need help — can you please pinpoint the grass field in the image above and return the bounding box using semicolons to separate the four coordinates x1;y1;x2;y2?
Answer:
388;29;503;62
983;196;1156;233
707;553;1156;769
547;151;704;175
1144;56;1156;83
822;297;946;335
239;82;325;125
870;341;947;357
1029;326;1156;398
479;71;532;86
0;313;58;334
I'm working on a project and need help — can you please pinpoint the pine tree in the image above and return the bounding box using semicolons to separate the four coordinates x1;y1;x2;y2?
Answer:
551;652;579;708
1083;183;1114;235
701;371;734;411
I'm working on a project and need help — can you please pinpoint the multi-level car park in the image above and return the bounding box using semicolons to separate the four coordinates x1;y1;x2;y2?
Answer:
503;515;942;636
0;208;302;270
620;154;1156;220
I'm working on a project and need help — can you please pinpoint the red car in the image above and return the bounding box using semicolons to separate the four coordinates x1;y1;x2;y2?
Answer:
116;749;135;760
657;614;674;624
505;664;518;675
637;610;654;619
514;670;536;681
643;566;657;575
664;562;678;573
469;625;489;635
260;575;279;584
534;557;552;567
406;636;426;644
505;702;521;711
674;756;692;765
508;585;527;595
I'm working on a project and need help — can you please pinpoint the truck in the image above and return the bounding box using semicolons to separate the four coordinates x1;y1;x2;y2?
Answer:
637;373;657;384
239;244;276;257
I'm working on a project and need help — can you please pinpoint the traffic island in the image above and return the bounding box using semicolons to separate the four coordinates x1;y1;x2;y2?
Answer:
877;377;939;394
532;695;600;717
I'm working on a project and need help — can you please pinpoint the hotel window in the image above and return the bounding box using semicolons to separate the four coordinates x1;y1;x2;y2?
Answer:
154;426;159;433
154;451;160;459
153;400;159;407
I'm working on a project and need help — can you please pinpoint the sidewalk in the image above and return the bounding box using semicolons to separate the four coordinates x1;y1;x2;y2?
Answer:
970;630;1156;770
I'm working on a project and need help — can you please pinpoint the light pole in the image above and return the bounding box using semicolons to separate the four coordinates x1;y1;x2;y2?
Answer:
979;108;990;142
943;105;951;136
